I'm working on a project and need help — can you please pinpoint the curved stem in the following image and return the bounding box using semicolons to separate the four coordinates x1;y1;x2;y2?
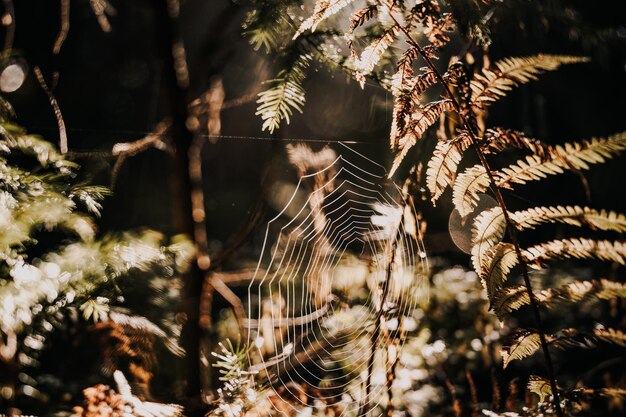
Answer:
389;15;564;417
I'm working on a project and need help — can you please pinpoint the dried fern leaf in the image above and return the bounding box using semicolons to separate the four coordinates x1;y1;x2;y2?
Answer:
496;132;626;188
426;134;471;204
471;54;588;109
389;100;453;177
524;238;626;265
412;99;453;141
349;5;377;32
574;387;626;399
390;66;438;149
501;330;541;368
593;328;626;347
482;128;553;159
389;130;419;178
511;206;626;232
294;0;357;39
390;95;412;149
471;207;506;275
527;375;553;403
451;164;491;217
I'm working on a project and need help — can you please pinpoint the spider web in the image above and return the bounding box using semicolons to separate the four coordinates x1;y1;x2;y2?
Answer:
245;142;428;416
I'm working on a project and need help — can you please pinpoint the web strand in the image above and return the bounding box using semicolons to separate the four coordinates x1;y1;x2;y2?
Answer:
245;143;428;416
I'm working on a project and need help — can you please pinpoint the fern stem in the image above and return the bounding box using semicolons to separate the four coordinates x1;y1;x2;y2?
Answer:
388;14;564;417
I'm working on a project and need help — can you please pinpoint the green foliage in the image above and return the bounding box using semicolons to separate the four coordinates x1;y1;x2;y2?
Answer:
0;113;194;411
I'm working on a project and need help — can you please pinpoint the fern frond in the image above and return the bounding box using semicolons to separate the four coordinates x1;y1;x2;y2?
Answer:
294;0;357;39
501;330;541;368
593;328;626;347
456;133;626;216
511;206;626;232
497;280;626;316
426;135;471;204
451;165;491;217
527;376;553;403
524;238;626;266
390;68;439;149
471;54;588;109
389;130;419;179
484;239;626;300
482;128;553;159
256;56;309;133
355;26;400;86
471;207;506;275
497;132;626;188
492;286;529;320
537;278;626;306
481;242;518;301
349;5;377;32
389;100;453;177
574;387;626;399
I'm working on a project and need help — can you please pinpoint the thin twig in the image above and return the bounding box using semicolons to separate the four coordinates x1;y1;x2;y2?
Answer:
389;14;564;417
243;304;329;329
1;0;15;58
467;371;479;417
53;0;70;55
385;338;401;417
34;67;68;153
110;119;171;187
445;377;462;417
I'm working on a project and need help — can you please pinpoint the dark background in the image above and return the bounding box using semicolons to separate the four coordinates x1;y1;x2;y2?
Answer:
3;0;626;259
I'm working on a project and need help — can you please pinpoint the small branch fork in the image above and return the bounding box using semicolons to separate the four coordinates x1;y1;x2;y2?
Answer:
388;12;564;417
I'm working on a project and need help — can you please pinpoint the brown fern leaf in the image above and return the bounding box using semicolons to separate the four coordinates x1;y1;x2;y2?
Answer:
471;54;589;109
511;206;626;232
390;69;440;148
350;5;376;32
575;387;626;399
408;1;452;48
390;52;416;148
389;99;454;177
501;330;541;369
482;128;554;159
423;13;454;49
593;328;626;347
524;238;626;266
390;94;412;150
426;135;470;203
389;130;419;178
451;164;491;217
294;0;357;39
471;207;506;275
